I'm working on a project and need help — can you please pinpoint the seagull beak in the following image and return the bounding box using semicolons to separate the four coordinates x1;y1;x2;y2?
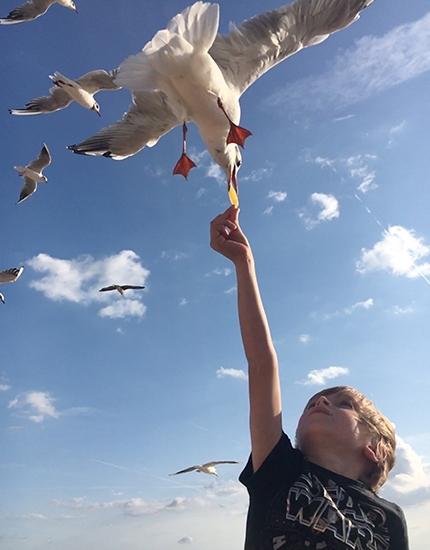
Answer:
227;166;239;207
74;8;79;14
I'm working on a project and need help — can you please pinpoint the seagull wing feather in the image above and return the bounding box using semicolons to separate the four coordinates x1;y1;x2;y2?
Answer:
210;0;374;96
0;267;24;284
10;87;72;115
68;90;180;159
169;466;198;476
28;143;51;171
76;70;122;94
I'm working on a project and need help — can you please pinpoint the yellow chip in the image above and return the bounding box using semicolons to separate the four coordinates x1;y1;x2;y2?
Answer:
228;185;239;207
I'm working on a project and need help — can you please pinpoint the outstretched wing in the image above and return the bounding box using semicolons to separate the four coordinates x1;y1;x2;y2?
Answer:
0;0;52;24
203;461;241;467
28;143;51;172
68;90;180;160
99;286;116;292
17;176;37;203
121;285;145;291
0;267;24;284
9;86;73;115
210;0;374;97
169;465;198;476
75;70;121;94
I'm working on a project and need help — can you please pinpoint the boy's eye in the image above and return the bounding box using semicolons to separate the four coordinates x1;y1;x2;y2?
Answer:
339;400;354;409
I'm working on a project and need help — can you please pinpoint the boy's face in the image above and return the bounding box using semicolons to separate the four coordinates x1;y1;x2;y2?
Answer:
296;390;373;457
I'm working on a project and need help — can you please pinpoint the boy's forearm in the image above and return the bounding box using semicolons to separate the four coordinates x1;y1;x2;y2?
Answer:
235;256;277;369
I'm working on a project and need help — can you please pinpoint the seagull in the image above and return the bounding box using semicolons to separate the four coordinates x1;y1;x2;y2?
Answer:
0;267;24;304
10;70;121;117
99;285;145;297
0;0;78;25
68;0;375;204
14;143;51;204
169;461;241;477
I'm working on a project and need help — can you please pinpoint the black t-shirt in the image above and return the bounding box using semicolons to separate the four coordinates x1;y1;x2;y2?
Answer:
239;432;409;550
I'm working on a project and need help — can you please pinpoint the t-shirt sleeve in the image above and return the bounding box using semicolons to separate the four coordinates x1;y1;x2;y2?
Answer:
239;431;299;491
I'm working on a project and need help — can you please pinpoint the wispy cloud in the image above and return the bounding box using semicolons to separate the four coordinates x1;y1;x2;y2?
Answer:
242;166;273;182
267;13;430;111
205;267;233;277
299;334;311;345
28;251;149;318
178;536;193;544
179;298;188;306
356;226;430;280
300;193;339;229
296;366;349;386
216;367;248;381
318;298;373;321
160;251;190;261
267;191;287;202
0;384;11;391
7;390;93;423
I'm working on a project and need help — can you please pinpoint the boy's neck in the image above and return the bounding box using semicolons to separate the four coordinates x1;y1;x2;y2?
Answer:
305;448;368;483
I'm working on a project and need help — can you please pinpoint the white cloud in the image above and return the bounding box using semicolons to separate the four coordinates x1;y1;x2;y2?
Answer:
297;366;349;386
356;226;430;279
98;299;147;319
206;162;225;185
224;286;237;295
382;436;430;506
263;206;273;216
301;193;339;229
391;305;413;315
242;167;273;182
205;267;233;277
299;334;311;345
179;298;188;306
7;390;92;423
28;250;149;318
343;298;374;315
267;13;430;111
8;391;60;422
0;384;11;391
267;191;287;202
216;367;248;381
160;251;189;261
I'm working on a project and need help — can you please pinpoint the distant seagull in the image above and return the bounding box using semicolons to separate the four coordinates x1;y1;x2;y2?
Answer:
0;267;24;304
69;0;374;204
14;143;51;204
10;70;120;117
99;285;145;297
0;0;78;25
169;461;240;477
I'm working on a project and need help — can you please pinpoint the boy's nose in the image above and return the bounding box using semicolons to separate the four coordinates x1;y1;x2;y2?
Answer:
315;395;331;407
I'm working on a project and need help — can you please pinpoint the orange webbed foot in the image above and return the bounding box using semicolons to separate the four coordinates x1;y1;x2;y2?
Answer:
226;123;252;148
173;153;197;180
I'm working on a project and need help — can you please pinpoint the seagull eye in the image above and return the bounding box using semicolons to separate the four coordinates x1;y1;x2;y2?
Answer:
236;159;241;168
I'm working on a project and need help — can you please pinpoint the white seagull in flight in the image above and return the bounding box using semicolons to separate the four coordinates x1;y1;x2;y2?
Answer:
9;70;120;117
169;460;240;477
68;0;375;204
0;267;24;304
14;143;51;204
0;0;78;25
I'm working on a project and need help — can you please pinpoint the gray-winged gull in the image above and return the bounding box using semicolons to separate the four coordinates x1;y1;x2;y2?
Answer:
68;0;375;204
10;70;120;117
0;267;24;304
14;143;51;204
99;285;145;297
169;460;240;477
0;0;78;25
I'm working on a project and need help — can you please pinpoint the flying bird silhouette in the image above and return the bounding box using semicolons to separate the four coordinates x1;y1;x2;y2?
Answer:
169;460;240;477
68;0;374;205
9;70;120;117
0;267;24;304
0;0;78;25
99;285;145;297
14;143;51;204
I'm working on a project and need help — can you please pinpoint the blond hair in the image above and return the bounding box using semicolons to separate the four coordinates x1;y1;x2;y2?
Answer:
305;386;396;492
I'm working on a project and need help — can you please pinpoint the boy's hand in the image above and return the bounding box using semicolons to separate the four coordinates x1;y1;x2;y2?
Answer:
210;205;251;263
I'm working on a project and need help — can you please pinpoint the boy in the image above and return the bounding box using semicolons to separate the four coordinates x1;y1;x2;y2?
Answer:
210;206;409;550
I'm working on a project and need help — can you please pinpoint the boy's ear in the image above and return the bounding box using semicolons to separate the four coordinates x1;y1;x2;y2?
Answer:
363;444;380;464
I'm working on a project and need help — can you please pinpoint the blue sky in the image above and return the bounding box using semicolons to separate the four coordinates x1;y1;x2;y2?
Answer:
1;0;430;548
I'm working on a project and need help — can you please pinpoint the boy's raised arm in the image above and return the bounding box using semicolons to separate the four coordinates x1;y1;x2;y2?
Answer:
210;206;282;472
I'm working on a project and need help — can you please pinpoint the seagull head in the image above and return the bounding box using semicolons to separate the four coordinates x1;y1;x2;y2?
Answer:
68;1;79;13
0;293;5;304
211;143;242;193
92;102;101;117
